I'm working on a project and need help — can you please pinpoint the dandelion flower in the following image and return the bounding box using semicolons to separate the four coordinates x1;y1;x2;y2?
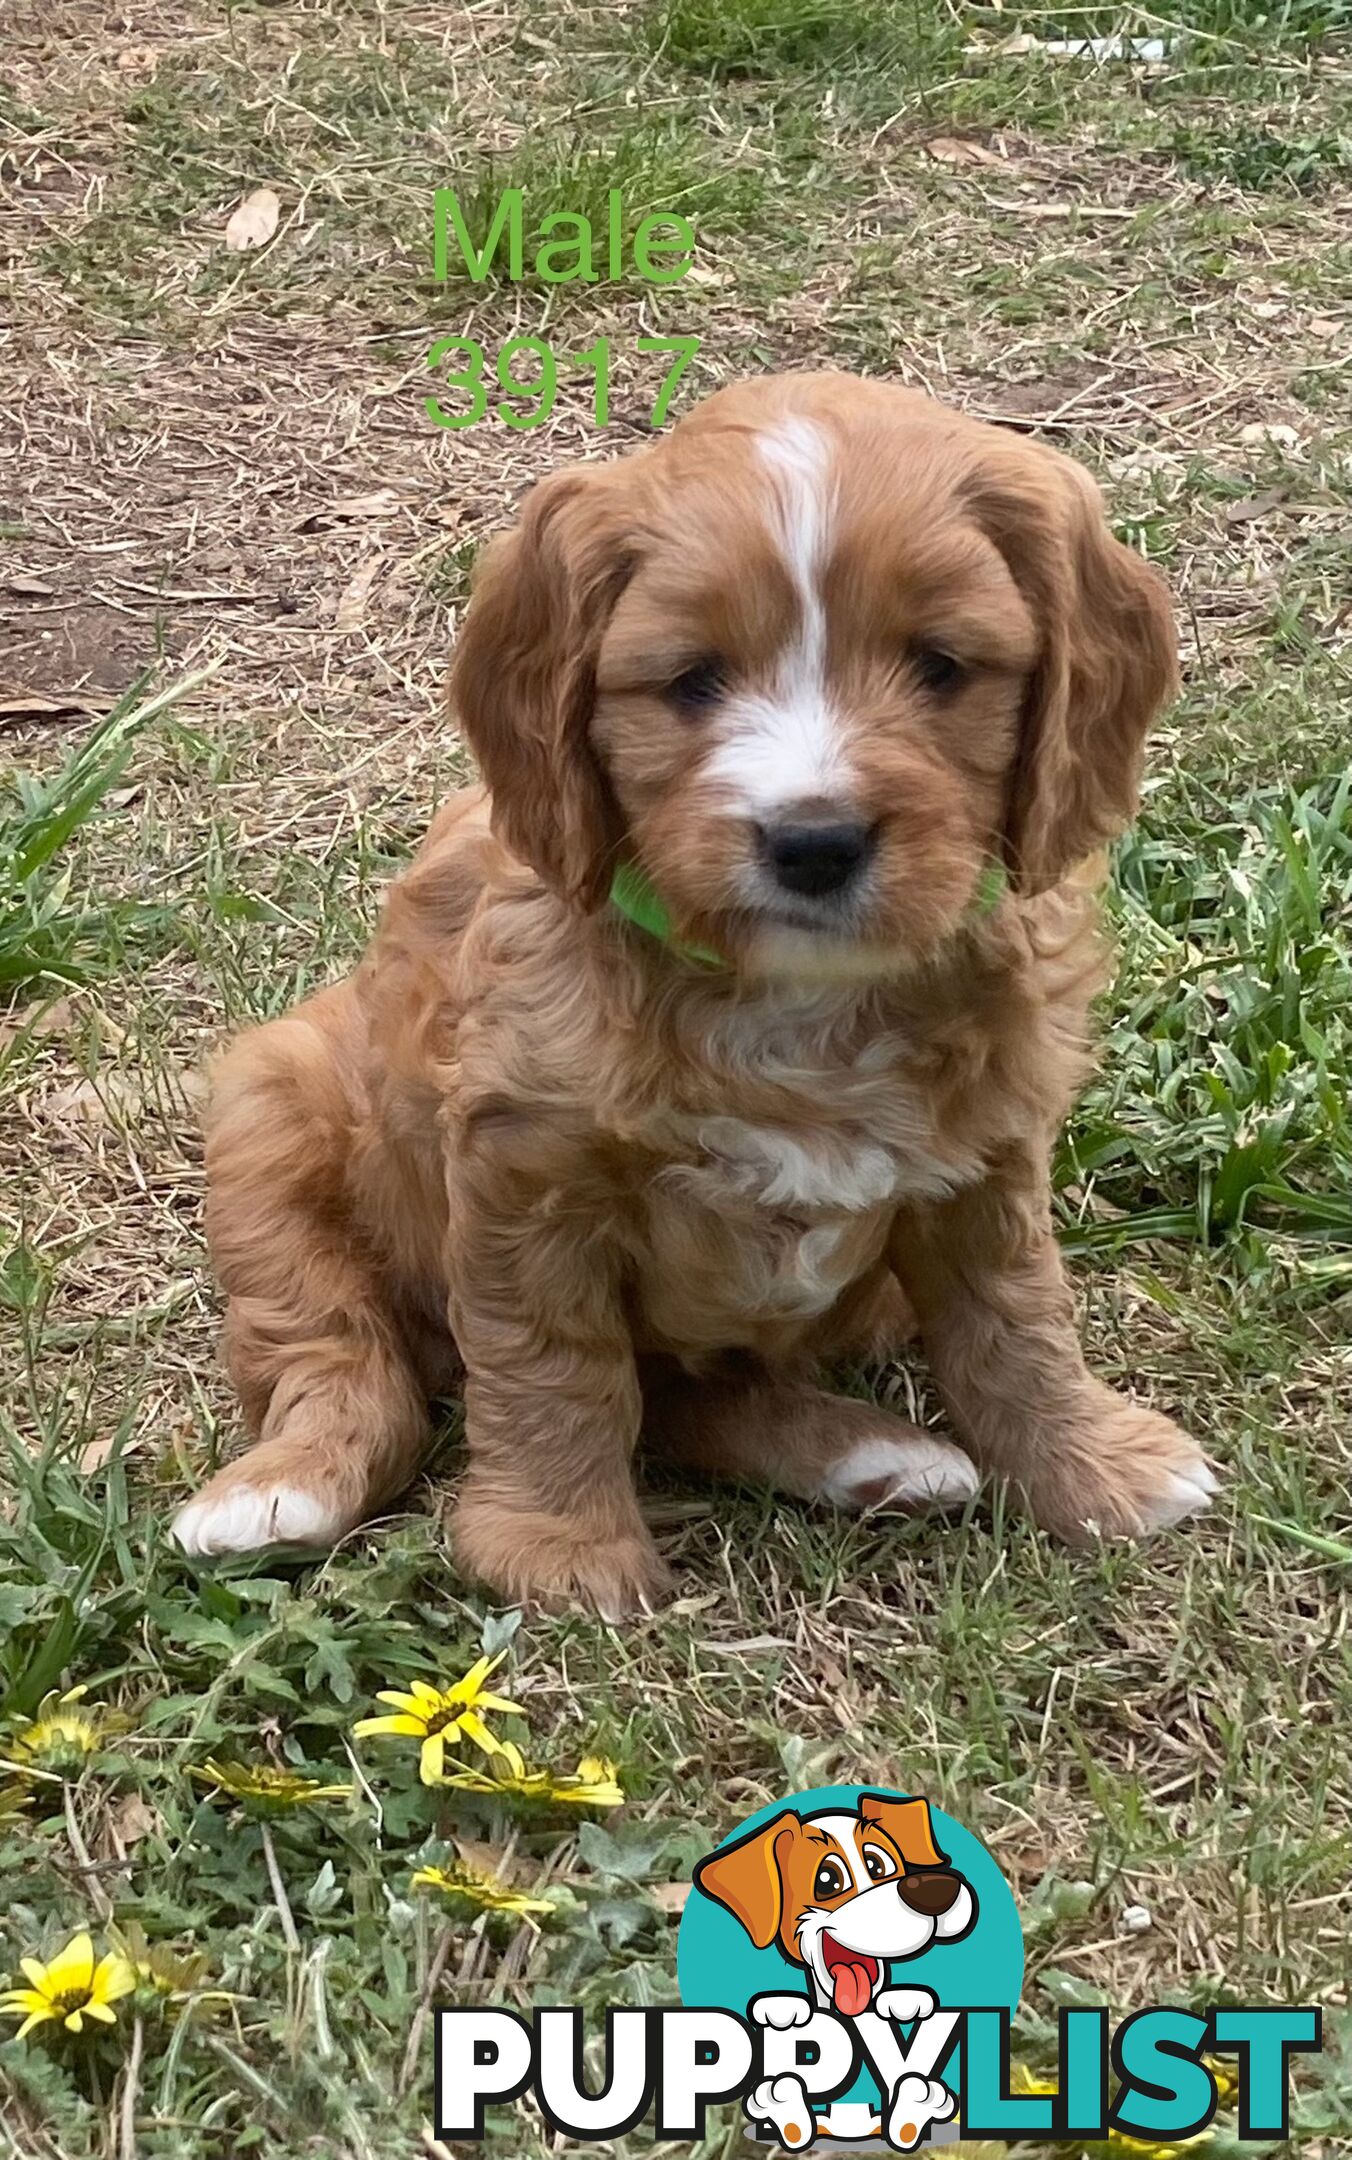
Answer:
4;1687;125;1779
189;1758;352;1814
1009;2072;1214;2157
411;1858;555;1920
1091;2138;1212;2157
116;1922;208;1996
1202;2057;1240;2109
1011;2066;1059;2097
110;1922;233;2015
354;1654;523;1784
438;1741;624;1807
0;1931;135;2040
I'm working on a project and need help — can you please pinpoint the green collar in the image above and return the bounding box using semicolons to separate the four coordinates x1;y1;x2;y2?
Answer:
968;859;1009;916
608;857;1008;966
609;861;727;968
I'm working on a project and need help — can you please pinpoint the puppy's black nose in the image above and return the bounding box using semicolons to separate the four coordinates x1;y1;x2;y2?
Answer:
899;1870;962;1917
761;819;874;899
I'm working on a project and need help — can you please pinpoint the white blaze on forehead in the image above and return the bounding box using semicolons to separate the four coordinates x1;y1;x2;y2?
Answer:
760;414;831;682
704;416;852;816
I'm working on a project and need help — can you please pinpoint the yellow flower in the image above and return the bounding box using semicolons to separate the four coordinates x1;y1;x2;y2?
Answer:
1009;2072;1214;2159
0;1931;135;2040
115;1922;208;1996
189;1758;352;1814
353;1654;523;1785
0;1780;32;1819
3;1687;126;1778
108;1923;234;2017
411;1858;555;1920
1011;2065;1059;2096
1010;2069;1214;2157
438;1741;624;1807
1090;2139;1212;2157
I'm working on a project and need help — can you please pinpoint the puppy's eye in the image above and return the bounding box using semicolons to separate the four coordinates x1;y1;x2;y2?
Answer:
813;1858;849;1900
912;646;966;696
666;657;726;715
862;1844;897;1883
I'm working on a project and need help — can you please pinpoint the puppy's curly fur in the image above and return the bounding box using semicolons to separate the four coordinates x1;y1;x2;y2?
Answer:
174;373;1217;1610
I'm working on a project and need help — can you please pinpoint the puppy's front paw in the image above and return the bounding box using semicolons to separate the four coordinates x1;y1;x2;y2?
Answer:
747;2073;817;2150
453;1491;676;1620
1032;1402;1219;1543
885;2075;956;2150
172;1446;357;1557
750;1993;813;2030
874;1985;937;2024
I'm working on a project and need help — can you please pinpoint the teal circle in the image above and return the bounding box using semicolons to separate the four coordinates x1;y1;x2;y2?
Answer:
677;1784;1024;2109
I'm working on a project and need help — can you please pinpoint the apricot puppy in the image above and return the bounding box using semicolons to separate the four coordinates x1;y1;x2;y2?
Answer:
174;371;1216;1612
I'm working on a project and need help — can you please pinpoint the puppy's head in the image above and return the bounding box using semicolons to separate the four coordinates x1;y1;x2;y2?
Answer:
693;1794;976;2015
452;373;1177;978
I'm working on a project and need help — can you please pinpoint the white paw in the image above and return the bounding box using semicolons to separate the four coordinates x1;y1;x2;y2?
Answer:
874;1985;937;2024
886;2074;956;2149
751;1993;813;2030
747;2072;816;2150
1133;1456;1219;1532
172;1482;340;1557
820;1435;979;1513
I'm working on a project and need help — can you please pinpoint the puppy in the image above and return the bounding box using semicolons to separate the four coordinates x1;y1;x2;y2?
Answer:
695;1793;975;2016
173;370;1217;1611
695;1795;972;2149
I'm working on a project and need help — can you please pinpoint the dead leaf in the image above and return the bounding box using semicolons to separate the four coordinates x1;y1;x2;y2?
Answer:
1308;315;1343;340
47;1067;205;1124
297;489;403;532
4;574;54;597
225;187;281;253
80;1429;146;1474
650;1883;691;1917
110;1791;159;1847
48;1078;110;1123
331;489;403;520
30;996;75;1039
1224;487;1290;525
0;997;74;1059
0;679;95;719
1240;421;1300;450
334;556;381;632
454;1835;518;1883
927;136;1005;166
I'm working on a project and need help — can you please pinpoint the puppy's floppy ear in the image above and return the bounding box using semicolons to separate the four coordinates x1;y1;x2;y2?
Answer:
858;1793;948;1870
693;1812;802;1950
450;460;637;910
973;438;1179;896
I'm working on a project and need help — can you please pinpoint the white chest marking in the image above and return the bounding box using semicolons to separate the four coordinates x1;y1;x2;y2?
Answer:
693;1117;901;1211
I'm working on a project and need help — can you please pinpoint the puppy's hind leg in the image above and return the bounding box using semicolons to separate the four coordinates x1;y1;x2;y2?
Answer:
173;995;432;1558
643;1361;978;1517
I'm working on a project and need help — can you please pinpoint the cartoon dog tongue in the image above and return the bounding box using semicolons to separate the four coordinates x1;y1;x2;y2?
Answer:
831;1959;874;2017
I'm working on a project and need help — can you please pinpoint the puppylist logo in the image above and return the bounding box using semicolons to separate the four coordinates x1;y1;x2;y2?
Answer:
433;1784;1321;2148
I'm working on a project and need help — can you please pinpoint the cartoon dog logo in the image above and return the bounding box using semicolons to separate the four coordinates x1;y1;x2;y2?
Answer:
693;1793;976;2150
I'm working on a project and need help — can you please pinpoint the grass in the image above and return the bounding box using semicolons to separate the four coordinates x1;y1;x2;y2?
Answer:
3;0;1352;2153
0;675;223;1005
1064;774;1352;1261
